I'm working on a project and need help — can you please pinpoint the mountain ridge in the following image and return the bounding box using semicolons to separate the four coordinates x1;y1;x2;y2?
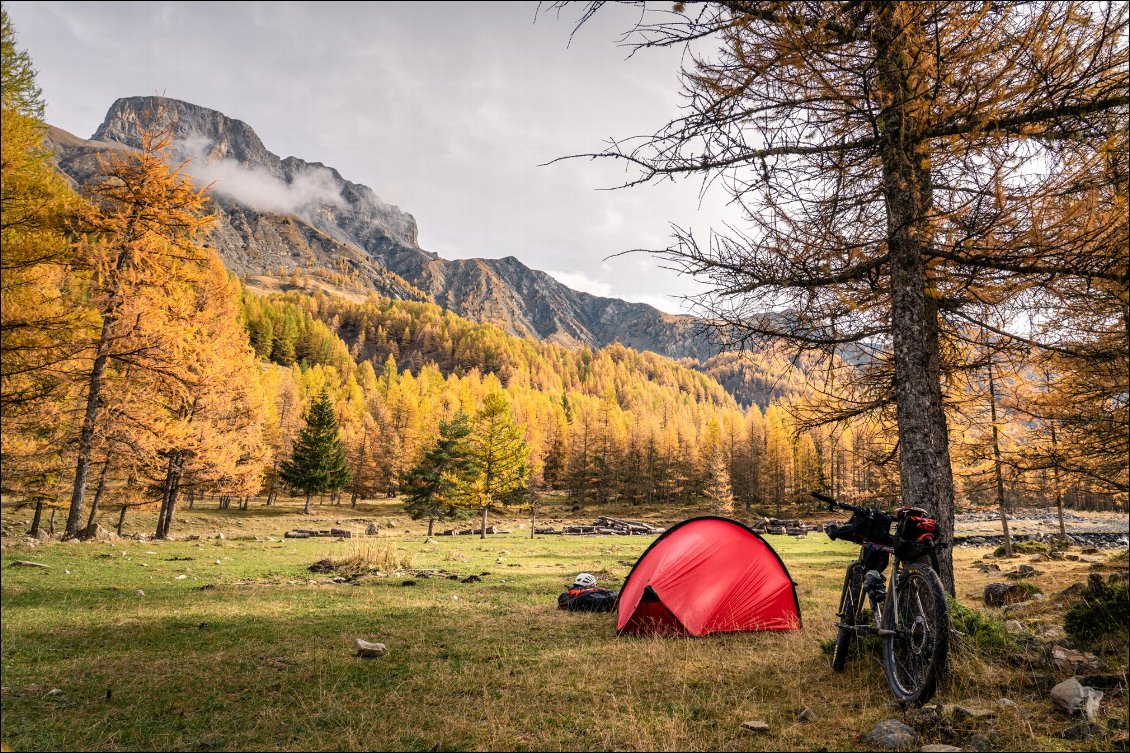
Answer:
48;96;725;361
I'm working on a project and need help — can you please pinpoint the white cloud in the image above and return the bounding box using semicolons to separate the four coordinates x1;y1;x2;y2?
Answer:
546;269;613;298
176;136;344;215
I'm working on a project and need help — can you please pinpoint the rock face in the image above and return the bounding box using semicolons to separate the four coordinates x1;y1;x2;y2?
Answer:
47;97;724;366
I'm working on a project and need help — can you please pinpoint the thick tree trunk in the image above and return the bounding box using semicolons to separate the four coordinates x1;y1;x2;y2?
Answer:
303;493;312;515
427;516;435;537
480;505;488;540
987;360;1013;556
875;3;956;594
350;490;359;508
29;499;43;537
117;505;127;536
87;457;112;529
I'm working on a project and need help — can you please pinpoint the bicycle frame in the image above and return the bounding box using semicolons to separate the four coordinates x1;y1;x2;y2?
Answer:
840;543;906;639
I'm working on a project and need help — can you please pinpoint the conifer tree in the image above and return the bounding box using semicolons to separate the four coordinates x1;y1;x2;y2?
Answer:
63;105;216;536
281;388;352;514
402;411;473;537
463;392;530;539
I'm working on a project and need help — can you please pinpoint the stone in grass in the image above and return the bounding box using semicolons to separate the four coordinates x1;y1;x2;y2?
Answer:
1050;677;1103;720
920;746;964;753
864;720;917;750
966;734;991;752
353;638;387;658
796;706;818;722
1056;722;1106;741
740;720;770;733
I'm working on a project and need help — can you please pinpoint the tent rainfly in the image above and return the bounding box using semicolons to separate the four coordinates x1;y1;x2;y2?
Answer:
617;516;802;636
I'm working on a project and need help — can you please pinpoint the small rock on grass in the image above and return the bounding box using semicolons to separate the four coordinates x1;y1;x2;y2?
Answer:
796;706;817;722
353;638;387;658
966;734;991;752
1056;722;1106;740
135;589;145;596
740;720;769;733
864;720;917;750
1050;677;1103;720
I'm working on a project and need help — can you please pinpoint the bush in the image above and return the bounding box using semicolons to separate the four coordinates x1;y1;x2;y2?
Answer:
315;540;413;577
949;598;1015;653
993;540;1050;557
1064;575;1130;645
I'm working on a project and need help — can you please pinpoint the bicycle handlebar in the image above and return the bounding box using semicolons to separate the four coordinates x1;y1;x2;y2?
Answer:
810;491;865;515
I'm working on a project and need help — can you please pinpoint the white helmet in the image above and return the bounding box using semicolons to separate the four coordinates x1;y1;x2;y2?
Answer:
573;572;597;588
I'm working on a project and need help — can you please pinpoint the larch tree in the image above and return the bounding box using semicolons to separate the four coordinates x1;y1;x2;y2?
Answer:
463;391;530;539
556;1;1128;591
0;10;87;508
402;411;474;537
62;105;216;536
280;388;352;514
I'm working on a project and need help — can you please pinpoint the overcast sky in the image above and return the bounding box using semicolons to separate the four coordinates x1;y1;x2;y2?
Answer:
6;1;741;313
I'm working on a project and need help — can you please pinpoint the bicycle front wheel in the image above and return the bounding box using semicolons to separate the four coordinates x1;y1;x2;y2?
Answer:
881;562;949;706
831;564;864;672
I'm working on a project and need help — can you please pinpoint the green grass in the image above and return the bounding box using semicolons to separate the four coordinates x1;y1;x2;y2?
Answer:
2;498;1126;751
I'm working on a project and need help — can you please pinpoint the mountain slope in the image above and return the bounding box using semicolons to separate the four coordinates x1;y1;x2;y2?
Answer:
47;96;720;360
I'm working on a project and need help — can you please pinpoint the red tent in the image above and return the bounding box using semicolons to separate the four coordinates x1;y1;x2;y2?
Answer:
617;517;801;636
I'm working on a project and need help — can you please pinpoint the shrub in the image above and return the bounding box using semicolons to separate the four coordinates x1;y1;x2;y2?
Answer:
1064;575;1130;645
949;598;1015;653
993;540;1050;557
318;540;413;576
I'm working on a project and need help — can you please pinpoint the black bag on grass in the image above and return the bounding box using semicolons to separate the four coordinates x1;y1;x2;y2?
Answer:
558;587;618;613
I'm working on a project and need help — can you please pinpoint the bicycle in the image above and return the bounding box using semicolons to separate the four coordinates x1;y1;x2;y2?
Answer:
812;491;950;707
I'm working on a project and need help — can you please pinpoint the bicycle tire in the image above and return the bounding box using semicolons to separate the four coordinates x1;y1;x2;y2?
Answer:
881;562;949;706
831;563;864;672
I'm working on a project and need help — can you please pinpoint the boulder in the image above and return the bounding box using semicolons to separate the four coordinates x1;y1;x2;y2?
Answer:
983;583;1028;607
365;523;380;535
966;735;991;752
1051;646;1104;676
353;638;387;658
1050;677;1103;720
864;720;918;750
1006;564;1041;580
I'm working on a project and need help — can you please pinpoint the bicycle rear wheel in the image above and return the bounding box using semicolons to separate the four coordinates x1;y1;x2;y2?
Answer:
831;564;864;672
881;562;949;706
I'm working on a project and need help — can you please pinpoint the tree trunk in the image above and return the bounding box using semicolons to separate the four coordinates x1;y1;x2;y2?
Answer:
117;505;127;536
427;516;435;537
350;489;359;508
188;489;195;509
987;359;1013;556
1051;424;1067;542
303;493;312;515
87;457;112;529
29;499;43;537
530;502;536;539
875;3;956;594
480;505;488;540
65;316;115;536
49;507;57;534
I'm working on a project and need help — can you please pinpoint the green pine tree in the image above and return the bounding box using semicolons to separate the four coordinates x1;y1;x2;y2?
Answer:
402;411;473;537
280;388;352;514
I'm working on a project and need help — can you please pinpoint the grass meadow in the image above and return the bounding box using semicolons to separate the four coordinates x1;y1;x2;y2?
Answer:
1;498;1126;751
